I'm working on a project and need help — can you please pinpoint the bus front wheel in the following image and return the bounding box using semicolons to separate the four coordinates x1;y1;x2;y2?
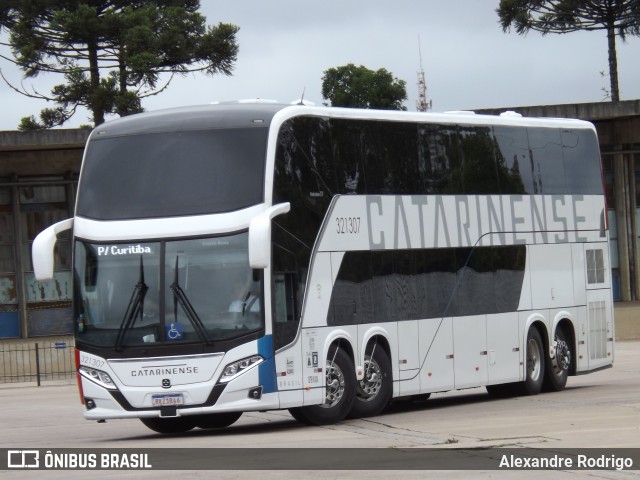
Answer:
288;346;356;426
350;345;392;418
196;412;242;429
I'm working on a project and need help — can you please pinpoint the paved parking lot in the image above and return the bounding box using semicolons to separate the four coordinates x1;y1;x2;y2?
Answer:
1;341;639;479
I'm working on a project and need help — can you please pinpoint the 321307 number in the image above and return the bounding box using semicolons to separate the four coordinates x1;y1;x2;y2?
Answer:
336;217;361;234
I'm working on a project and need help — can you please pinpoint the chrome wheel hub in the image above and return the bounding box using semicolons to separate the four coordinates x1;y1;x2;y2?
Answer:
553;336;571;374
321;359;345;408
527;338;542;381
357;356;382;401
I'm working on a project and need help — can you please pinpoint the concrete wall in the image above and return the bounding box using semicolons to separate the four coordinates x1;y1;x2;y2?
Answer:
0;129;90;177
614;303;640;340
474;99;640;122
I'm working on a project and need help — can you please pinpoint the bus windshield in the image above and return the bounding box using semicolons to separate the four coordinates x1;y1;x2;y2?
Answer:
76;127;268;220
73;232;263;348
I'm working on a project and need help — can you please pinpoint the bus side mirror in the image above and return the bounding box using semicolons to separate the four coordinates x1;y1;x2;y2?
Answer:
32;218;74;281
249;203;290;269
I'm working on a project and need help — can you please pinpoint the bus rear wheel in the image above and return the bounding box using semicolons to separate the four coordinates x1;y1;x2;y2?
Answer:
140;416;196;434
288;346;356;426
486;383;517;398
520;327;545;395
350;345;392;418
196;412;242;429
543;328;571;392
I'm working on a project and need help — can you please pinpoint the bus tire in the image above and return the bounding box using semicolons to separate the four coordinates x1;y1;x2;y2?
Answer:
543;328;570;392
410;393;431;402
520;327;545;395
196;412;242;429
288;346;356;426
288;407;311;424
486;383;517;398
140;416;196;434
350;345;392;418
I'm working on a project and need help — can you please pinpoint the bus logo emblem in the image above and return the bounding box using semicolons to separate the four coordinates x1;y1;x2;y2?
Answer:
162;379;171;389
7;450;39;468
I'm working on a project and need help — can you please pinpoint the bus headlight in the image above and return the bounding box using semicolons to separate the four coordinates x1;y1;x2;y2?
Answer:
79;365;117;390
219;355;263;383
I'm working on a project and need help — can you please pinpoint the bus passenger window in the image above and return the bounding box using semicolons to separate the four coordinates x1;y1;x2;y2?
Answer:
274;272;297;323
273;272;299;350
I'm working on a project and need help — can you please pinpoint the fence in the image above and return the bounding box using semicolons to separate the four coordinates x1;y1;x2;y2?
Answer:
0;339;76;385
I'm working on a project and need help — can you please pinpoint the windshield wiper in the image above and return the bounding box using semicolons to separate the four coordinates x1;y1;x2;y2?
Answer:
114;257;148;351
170;256;211;345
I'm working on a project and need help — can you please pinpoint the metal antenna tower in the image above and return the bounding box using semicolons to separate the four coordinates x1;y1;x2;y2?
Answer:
416;36;432;112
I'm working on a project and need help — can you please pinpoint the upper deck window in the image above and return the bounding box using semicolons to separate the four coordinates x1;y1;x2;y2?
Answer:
77;127;268;220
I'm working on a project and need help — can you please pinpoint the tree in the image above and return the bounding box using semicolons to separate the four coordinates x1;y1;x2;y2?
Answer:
321;64;407;110
0;1;239;128
497;0;640;102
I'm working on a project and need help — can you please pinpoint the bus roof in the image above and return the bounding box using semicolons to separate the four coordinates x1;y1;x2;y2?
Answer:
91;102;595;139
91;103;286;138
275;105;596;130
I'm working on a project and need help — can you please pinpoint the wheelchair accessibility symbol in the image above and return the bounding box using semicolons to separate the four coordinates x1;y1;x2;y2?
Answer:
165;322;183;341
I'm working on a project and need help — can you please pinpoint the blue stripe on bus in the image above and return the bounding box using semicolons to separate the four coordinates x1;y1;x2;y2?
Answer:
257;335;277;394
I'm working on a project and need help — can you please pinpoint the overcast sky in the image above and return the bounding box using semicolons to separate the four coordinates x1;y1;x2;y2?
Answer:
1;0;640;131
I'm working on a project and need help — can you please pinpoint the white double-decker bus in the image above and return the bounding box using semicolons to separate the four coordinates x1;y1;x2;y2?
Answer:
32;103;614;433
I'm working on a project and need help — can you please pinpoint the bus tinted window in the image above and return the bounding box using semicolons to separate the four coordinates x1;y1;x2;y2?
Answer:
416;123;462;194
77;128;268;220
459;125;499;194
453;246;526;316
528;127;565;193
374;121;422;194
493;125;603;195
331;118;373;194
276;116;602;200
493;125;534;194
562;129;603;194
328;246;526;326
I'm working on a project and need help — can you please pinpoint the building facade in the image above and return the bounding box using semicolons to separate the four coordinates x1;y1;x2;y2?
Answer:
0;129;89;339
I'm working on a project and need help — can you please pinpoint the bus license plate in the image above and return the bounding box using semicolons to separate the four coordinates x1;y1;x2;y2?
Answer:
152;393;184;406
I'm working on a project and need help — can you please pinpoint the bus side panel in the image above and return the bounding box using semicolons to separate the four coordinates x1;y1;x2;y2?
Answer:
274;339;304;408
419;317;454;393
301;326;358;407
529;243;574;310
453;315;488;389
571;244;587;306
583;241;614;371
398;320;421;396
397;320;420;371
575;306;590;372
302;252;333;328
486;312;520;385
585;289;614;370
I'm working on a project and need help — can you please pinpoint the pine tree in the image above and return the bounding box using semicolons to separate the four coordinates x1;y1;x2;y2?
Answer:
497;0;640;102
0;1;239;127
